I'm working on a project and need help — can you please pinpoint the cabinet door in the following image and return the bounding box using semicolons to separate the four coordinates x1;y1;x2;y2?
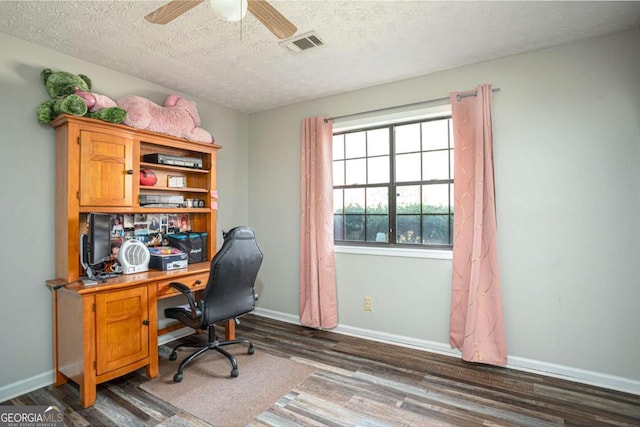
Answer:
95;287;149;375
79;130;133;206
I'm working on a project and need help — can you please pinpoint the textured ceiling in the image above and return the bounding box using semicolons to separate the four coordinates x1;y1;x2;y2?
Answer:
1;1;639;113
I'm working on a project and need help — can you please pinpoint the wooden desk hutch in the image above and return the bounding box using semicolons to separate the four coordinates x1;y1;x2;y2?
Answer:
45;115;226;408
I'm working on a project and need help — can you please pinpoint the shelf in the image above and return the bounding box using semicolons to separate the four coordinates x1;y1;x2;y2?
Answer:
79;207;213;214
140;162;209;174
139;185;209;193
137;207;213;213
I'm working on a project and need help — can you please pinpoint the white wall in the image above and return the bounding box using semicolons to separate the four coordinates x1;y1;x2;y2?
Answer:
0;32;249;399
248;29;640;390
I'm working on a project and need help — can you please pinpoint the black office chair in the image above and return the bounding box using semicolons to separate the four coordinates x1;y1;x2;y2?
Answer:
164;226;263;383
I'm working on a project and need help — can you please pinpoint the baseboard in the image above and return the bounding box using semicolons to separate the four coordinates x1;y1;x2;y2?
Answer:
252;308;640;396
0;371;53;404
157;327;195;346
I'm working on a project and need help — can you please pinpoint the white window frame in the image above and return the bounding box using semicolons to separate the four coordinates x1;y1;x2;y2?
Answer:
333;103;453;260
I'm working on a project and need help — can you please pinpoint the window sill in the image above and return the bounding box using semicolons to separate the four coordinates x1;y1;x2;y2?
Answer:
334;245;452;260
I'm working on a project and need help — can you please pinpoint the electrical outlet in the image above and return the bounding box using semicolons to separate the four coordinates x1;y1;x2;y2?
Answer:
364;296;373;311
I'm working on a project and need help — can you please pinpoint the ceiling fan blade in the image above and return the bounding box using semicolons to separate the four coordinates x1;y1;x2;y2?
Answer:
145;0;204;24
247;0;297;39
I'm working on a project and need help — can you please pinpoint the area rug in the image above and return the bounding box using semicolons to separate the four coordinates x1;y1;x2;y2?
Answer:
140;345;315;427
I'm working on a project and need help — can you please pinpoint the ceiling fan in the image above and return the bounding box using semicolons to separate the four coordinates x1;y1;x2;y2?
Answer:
144;0;297;40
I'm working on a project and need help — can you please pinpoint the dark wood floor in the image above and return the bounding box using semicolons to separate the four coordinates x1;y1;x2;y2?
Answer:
4;314;640;426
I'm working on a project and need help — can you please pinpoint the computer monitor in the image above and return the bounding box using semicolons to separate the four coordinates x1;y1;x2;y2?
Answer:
81;213;111;279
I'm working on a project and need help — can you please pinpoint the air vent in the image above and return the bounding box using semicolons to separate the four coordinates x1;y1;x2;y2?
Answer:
280;31;325;53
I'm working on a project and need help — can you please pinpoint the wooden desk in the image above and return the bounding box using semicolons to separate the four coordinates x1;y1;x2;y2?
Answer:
46;116;223;408
46;263;233;408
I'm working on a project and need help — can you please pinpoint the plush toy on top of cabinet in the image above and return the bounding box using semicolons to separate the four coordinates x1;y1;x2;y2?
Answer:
36;68;126;125
116;94;214;143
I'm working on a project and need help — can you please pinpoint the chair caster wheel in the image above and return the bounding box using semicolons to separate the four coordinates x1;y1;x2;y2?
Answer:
231;368;239;377
173;373;183;382
169;352;177;361
247;345;255;355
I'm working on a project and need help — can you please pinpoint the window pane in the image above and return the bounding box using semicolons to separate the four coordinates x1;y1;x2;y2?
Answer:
396;153;421;182
345;215;365;241
450;184;454;213
450;214;454;241
366;216;388;242
449;119;454;148
397;185;420;214
422;215;450;244
366;187;388;213
422;151;450;180
333;215;344;240
367;128;389;156
345;132;366;158
333;160;345;186
450;149;454;177
345;158;366;185
333;189;343;214
422;184;450;214
422;119;449;150
344;188;365;213
395;123;421;153
367;156;389;184
397;215;421;244
333;134;345;160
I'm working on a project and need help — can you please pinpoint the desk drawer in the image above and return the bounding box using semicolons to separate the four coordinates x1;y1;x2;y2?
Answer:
156;273;209;299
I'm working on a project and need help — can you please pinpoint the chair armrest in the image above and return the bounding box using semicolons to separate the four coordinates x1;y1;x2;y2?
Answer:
169;282;191;294
169;282;198;320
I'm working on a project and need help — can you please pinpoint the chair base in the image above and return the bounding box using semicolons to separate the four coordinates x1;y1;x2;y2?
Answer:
169;326;254;382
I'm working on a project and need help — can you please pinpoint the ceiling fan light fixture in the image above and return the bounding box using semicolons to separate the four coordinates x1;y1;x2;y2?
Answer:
209;0;248;22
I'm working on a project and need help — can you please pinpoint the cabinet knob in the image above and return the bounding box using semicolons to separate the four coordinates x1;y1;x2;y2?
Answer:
142;320;149;325
195;280;201;285
126;169;134;174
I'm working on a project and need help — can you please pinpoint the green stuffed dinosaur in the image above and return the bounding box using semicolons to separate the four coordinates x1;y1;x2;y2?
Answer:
37;68;126;124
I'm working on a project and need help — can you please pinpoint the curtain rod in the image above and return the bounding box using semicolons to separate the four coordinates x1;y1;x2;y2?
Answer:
324;87;501;123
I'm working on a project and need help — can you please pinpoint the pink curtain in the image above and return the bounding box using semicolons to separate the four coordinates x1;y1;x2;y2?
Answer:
449;84;507;366
299;116;338;329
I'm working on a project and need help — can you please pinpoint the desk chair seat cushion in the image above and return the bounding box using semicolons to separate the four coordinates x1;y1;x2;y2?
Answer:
165;304;202;329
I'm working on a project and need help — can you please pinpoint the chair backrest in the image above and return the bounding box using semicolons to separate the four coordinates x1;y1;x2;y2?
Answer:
200;226;263;326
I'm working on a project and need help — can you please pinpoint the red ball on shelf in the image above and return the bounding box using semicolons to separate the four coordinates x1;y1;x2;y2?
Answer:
140;169;157;186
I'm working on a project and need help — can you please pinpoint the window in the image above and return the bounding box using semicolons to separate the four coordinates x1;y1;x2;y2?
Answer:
333;111;453;249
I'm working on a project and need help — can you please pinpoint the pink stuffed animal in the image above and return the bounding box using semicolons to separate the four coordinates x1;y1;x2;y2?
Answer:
116;94;214;143
75;88;118;111
73;87;127;124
